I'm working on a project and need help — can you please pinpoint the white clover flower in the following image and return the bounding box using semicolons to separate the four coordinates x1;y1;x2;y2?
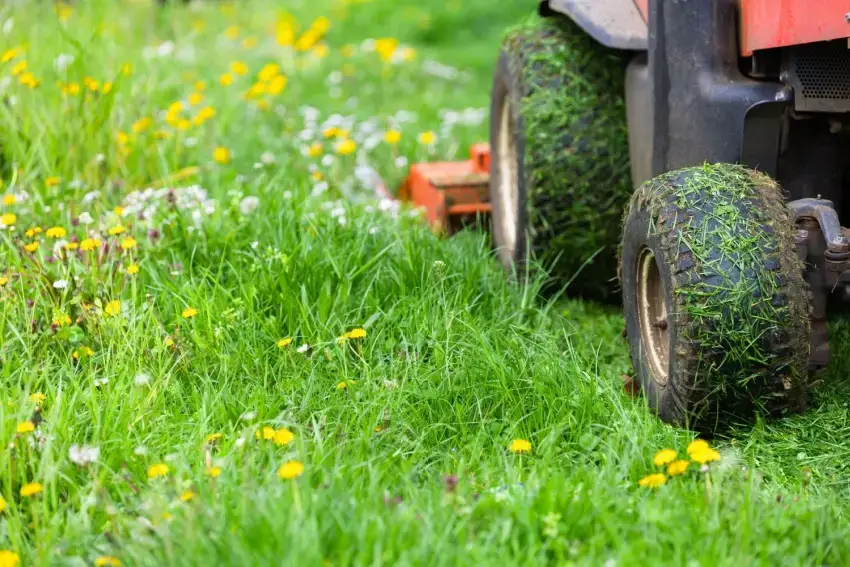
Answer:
239;196;260;215
260;152;275;165
52;279;68;289
69;444;100;466
296;343;311;354
240;410;256;421
78;212;94;224
134;445;148;456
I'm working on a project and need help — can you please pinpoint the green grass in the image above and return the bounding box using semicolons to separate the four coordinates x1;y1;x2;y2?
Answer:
0;0;848;565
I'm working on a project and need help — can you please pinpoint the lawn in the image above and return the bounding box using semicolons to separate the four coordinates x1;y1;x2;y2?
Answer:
0;0;849;565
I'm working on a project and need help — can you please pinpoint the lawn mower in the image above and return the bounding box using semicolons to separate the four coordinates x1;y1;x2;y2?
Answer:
401;0;850;429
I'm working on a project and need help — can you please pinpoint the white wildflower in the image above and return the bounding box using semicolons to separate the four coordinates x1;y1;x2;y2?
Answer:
53;53;74;73
78;212;94;224
239;196;260;215
52;279;68;289
134;372;151;387
69;444;100;466
134;445;148;456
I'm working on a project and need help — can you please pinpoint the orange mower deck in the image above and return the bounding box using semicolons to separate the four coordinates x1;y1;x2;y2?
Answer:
398;143;491;235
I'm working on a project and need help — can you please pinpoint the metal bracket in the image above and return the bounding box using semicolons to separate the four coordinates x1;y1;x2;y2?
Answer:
787;198;850;254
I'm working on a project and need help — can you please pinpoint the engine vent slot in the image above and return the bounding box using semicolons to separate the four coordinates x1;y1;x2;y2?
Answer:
786;40;850;113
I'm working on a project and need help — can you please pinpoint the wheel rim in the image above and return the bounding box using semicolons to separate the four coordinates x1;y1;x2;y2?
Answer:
636;247;669;387
496;93;519;256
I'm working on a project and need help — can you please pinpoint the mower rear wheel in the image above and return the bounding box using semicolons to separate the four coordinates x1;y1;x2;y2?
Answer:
620;164;811;427
489;17;631;300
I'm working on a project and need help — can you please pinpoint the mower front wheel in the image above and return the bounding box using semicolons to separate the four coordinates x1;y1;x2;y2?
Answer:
620;164;811;427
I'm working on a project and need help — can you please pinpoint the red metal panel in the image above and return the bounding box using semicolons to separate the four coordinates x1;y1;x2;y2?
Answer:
632;0;648;22
740;0;850;55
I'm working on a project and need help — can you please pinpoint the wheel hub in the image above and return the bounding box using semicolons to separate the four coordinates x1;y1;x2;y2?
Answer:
636;247;669;387
496;94;519;256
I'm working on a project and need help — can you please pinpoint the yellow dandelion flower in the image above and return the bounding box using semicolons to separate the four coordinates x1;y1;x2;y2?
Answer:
336;380;355;390
182;307;198;319
121;63;132;76
45;226;66;238
107;225;125;236
206;466;222;478
65;242;78;251
384;130;401;144
194;81;206;91
322;127;341;139
147;463;169;479
102;82;113;94
204;432;223;444
127;263;140;275
273;428;294;446
168;101;183;114
180;490;195;502
104;300;121;317
80;238;100;252
20;482;43;497
312;44;329;59
230;61;248;75
335;139;356;156
307;142;323;158
2;195;15;206
29;392;45;406
0;213;16;226
312;171;323;182
0;49;18;63
346;328;367;339
219;73;234;87
417;131;436;145
690;447;721;465
24;242;38;253
0;277;7;286
132;117;152;133
653;448;677;467
196;106;216;121
188;92;204;106
256;427;275;441
95;556;121;567
258;63;279;82
10;60;26;76
686;439;710;457
267;75;287;95
176;118;191;131
277;460;304;480
45;177;60;187
224;25;240;40
0;496;6;513
277;337;293;348
0;550;18;567
120;237;137;250
213;147;231;164
638;473;667;488
508;438;532;453
16;421;34;434
667;460;690;476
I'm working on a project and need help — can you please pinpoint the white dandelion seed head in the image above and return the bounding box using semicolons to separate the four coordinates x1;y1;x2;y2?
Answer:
239;196;260;216
134;373;151;387
69;444;100;466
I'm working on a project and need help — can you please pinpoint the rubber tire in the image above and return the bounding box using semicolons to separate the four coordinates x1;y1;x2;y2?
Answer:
621;165;811;428
489;17;631;301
